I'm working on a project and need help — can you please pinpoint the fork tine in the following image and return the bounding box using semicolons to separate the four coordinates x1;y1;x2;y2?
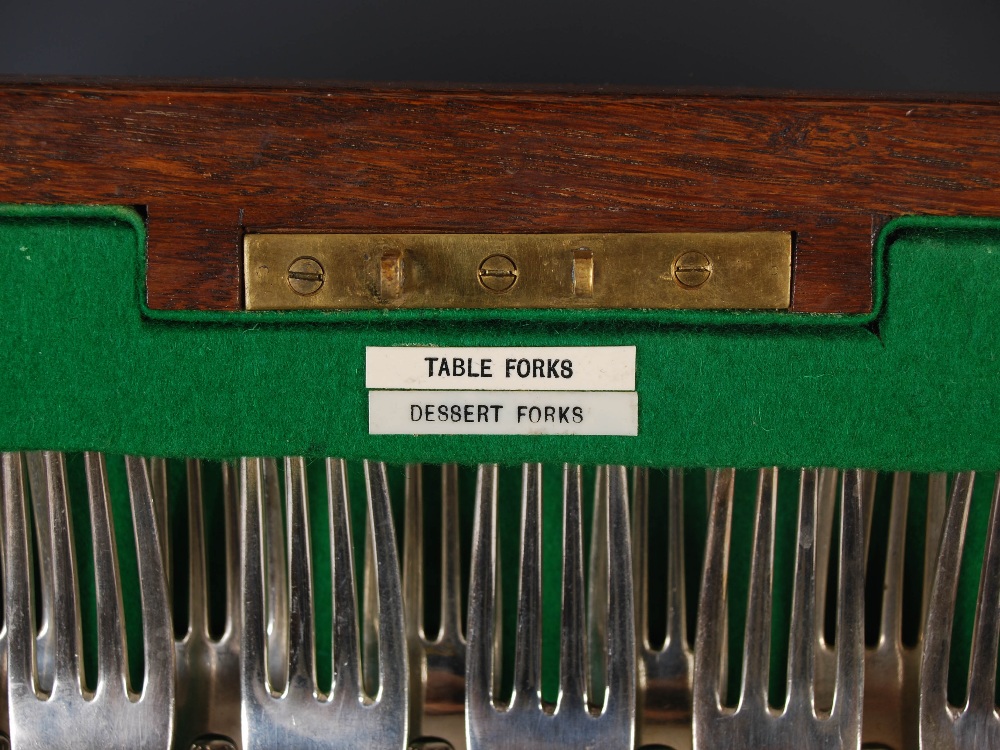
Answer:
84;453;129;695
785;469;819;714
185;459;209;638
921;473;948;635
879;472;910;642
559;465;589;710
402;464;423;643
831;468;865;736
0;455;9;736
327;458;361;699
862;470;878;564
602;465;636;730
362;499;379;697
740;467;778;711
664;468;687;653
467;463;500;721
588;466;609;701
221;461;241;640
148;458;171;592
921;472;975;721
124;456;174;707
240;458;270;697
401;464;424;732
3;453;37;698
964;474;1000;714
363;460;408;709
814;468;837;650
262;458;288;692
284;456;316;699
628;467;645;650
511;463;543;710
24;452;54;694
42;452;84;695
439;463;463;642
693;468;736;715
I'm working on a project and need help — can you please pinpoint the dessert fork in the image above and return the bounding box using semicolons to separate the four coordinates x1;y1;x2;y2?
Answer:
240;457;408;750
858;472;946;750
2;451;175;750
395;463;470;749
466;464;635;750
169;460;242;750
629;467;694;750
693;468;865;750
920;471;1000;750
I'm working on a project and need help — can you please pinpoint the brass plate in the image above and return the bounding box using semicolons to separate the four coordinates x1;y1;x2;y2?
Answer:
244;232;791;310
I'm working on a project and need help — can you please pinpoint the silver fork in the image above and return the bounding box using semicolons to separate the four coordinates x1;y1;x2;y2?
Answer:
919;471;1000;749
693;468;865;750
392;463;470;749
0;459;7;749
168;460;242;750
628;467;694;750
858;472;947;750
240;457;408;750
812;468;880;716
466;464;635;750
2;451;175;749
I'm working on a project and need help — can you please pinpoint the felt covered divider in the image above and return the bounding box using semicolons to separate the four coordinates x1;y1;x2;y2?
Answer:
0;205;997;470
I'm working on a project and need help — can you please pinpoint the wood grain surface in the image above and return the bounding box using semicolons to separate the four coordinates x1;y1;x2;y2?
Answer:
1;82;999;313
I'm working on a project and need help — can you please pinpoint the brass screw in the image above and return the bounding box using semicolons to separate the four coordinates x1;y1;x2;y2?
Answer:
477;254;518;292
672;250;712;288
286;256;325;296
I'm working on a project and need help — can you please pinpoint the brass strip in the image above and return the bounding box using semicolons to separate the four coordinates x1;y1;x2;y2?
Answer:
244;232;791;311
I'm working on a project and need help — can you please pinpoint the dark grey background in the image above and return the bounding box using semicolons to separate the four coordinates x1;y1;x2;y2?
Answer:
1;0;999;92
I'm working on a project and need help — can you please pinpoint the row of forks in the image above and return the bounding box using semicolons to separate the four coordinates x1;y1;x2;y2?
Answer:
0;454;997;749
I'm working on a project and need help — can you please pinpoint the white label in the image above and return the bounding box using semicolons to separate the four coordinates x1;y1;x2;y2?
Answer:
369;391;638;436
365;346;635;391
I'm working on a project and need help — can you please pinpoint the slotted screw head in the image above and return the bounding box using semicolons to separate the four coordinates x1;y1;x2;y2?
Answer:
672;250;713;288
286;256;325;295
477;253;518;292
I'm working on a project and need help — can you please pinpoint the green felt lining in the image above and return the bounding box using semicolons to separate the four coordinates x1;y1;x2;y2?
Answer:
0;205;997;469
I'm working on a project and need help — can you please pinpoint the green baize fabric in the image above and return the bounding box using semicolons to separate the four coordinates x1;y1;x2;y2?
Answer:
0;206;995;706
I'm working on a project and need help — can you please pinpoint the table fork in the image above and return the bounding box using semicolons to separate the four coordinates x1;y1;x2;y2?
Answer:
240;457;408;750
466;464;635;750
2;451;174;750
693;468;865;750
920;471;1000;749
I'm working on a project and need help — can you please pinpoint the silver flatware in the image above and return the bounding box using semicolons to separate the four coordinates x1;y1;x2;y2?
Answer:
858;472;946;750
394;463;469;749
239;457;408;750
920;471;1000;749
170;460;242;750
2;451;174;749
693;468;865;750
466;464;635;750
629;467;694;750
